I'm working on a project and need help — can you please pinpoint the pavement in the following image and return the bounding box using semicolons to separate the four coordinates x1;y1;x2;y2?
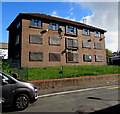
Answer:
38;82;119;96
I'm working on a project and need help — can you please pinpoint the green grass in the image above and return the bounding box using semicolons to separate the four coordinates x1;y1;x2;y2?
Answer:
27;65;120;80
3;65;120;81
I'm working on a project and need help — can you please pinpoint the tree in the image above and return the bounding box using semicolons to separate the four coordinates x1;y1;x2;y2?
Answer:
106;49;113;57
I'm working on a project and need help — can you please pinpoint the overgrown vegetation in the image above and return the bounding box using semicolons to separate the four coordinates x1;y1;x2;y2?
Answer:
28;65;120;80
1;62;120;81
0;61;11;74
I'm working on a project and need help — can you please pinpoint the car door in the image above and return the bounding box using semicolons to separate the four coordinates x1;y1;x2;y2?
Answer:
1;73;12;105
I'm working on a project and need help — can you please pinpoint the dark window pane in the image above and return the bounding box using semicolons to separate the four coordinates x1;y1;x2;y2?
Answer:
67;52;79;63
83;54;92;62
95;55;103;62
30;34;42;44
29;52;43;61
15;35;20;45
66;38;78;49
67;52;73;61
49;53;61;61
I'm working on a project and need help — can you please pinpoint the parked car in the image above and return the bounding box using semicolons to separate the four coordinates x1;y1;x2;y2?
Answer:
0;71;38;110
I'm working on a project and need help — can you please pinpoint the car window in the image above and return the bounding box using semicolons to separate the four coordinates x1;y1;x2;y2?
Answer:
2;75;9;81
0;73;16;84
2;73;11;84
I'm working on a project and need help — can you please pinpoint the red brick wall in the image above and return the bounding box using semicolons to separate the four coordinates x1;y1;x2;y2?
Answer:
21;18;106;68
29;74;119;90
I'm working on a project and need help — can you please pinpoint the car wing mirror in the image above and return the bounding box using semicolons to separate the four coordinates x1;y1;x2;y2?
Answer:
2;79;8;85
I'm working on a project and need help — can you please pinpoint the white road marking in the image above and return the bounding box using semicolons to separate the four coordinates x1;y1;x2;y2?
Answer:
38;85;118;98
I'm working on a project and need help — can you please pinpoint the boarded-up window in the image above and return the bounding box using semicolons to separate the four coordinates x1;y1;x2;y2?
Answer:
83;54;92;62
66;52;79;63
95;55;103;62
29;34;42;44
82;40;91;48
49;37;60;45
49;52;61;61
94;42;102;49
73;39;78;48
29;51;43;61
66;38;78;49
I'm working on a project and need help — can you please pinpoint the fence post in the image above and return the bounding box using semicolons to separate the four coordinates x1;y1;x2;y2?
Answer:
61;66;64;78
26;67;28;80
78;65;79;76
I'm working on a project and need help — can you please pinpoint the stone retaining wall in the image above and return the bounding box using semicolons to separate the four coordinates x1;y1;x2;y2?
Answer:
29;74;120;90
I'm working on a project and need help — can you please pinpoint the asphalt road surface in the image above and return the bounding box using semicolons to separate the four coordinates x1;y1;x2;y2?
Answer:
2;83;120;114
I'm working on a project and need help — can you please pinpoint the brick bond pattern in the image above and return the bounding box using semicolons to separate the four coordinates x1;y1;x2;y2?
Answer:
29;74;120;90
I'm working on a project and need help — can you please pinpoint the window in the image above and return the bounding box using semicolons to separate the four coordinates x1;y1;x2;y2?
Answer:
66;25;77;34
82;40;91;48
66;38;78;49
66;52;79;63
95;55;103;62
49;37;60;46
29;51;43;61
14;51;20;60
31;19;42;28
1;73;15;84
15;35;20;45
49;52;61;61
83;29;90;35
50;22;59;30
17;22;20;29
94;42;102;49
83;54;92;62
29;34;43;44
94;31;101;37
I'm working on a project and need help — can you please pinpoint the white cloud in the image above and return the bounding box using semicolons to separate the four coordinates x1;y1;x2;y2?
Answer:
51;11;57;16
79;2;118;52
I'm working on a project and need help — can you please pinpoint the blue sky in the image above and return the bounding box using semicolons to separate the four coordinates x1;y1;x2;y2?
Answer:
2;2;92;43
1;2;118;52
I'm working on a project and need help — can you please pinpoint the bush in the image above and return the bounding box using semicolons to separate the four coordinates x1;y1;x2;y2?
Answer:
1;61;11;74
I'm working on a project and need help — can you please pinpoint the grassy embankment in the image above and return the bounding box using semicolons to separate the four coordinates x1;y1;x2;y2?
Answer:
27;65;120;80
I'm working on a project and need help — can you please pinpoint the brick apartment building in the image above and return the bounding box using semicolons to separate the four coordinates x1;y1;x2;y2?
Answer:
7;13;107;68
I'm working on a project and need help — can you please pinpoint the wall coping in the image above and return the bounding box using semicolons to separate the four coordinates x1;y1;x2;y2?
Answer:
29;74;120;83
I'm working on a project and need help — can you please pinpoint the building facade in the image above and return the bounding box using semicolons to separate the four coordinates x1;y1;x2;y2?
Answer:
0;42;8;60
7;13;107;68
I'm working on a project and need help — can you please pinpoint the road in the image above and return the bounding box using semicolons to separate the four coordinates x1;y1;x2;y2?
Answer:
2;83;120;114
